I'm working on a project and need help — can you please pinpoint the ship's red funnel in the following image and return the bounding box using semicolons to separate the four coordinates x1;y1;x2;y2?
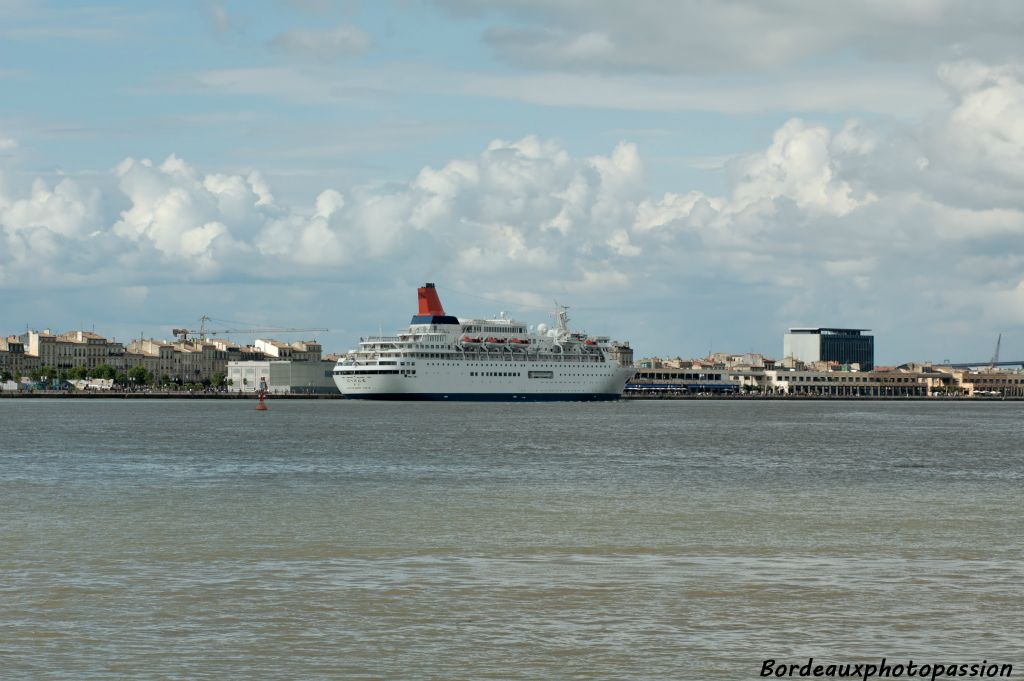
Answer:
417;283;446;316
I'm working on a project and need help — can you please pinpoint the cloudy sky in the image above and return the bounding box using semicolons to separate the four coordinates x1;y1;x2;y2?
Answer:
2;0;1023;362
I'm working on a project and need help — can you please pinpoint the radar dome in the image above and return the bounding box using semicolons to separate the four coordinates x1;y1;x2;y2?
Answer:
536;323;548;335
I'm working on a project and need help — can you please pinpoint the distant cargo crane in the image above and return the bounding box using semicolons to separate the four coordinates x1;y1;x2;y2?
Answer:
171;315;328;342
989;333;1001;369
944;333;1022;368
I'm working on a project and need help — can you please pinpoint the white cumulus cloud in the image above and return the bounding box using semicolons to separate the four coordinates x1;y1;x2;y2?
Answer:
4;60;1024;358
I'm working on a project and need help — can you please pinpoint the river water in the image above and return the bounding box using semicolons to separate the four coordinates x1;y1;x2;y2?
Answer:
1;400;1021;679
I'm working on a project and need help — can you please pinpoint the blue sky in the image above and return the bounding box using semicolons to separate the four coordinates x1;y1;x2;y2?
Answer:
3;0;1024;363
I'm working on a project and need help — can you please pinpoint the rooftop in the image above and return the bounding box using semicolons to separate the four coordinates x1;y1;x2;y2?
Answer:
787;328;872;335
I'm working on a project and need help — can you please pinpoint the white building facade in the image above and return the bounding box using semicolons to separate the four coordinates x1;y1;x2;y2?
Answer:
228;360;338;394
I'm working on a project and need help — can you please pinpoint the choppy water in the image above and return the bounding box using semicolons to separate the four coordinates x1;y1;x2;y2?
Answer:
1;400;1021;679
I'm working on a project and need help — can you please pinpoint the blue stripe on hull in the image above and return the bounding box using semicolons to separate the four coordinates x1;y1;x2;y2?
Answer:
342;392;621;402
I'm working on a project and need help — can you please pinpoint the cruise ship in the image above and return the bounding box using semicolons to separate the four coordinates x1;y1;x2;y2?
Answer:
332;283;635;401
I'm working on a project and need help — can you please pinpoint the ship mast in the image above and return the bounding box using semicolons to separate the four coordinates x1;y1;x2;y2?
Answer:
554;302;570;336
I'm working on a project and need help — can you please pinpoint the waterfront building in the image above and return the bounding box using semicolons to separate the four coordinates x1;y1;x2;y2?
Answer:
777;356;806;370
228;340;333;394
627;363;739;394
946;368;1024;397
22;330;59;369
763;368;935;396
630;358;995;397
18;329;126;373
0;317;332;387
122;337;314;384
606;342;634;367
210;339;268;362
731;353;776;369
0;325;337;385
123;343;224;383
57;331;125;371
227;360;338;394
171;341;227;384
127;339;178;380
0;336;35;378
254;339;323;362
783;328;874;371
636;357;683;370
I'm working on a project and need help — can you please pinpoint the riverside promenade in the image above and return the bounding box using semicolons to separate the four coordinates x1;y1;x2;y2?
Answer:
1;391;1019;401
0;391;343;399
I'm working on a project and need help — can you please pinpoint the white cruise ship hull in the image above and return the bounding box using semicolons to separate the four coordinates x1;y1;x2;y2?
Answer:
334;361;634;401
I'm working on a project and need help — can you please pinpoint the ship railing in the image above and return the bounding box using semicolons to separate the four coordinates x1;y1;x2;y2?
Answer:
360;336;403;343
454;352;603;363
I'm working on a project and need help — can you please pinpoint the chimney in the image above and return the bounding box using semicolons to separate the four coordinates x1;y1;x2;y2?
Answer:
417;282;446;316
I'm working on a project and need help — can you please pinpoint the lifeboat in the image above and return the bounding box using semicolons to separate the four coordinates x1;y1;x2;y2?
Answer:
461;336;482;343
584;339;598;346
484;337;503;345
509;338;530;344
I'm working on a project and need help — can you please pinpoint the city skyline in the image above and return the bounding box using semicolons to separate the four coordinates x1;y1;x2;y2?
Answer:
2;1;1024;363
0;314;1012;369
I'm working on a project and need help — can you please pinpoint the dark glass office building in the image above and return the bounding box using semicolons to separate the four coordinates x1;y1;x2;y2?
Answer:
783;328;874;370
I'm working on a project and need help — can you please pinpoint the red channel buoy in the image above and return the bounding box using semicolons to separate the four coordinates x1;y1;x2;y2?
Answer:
255;377;269;411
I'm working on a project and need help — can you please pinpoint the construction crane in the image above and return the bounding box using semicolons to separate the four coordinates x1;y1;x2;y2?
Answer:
172;315;328;342
989;333;1001;369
